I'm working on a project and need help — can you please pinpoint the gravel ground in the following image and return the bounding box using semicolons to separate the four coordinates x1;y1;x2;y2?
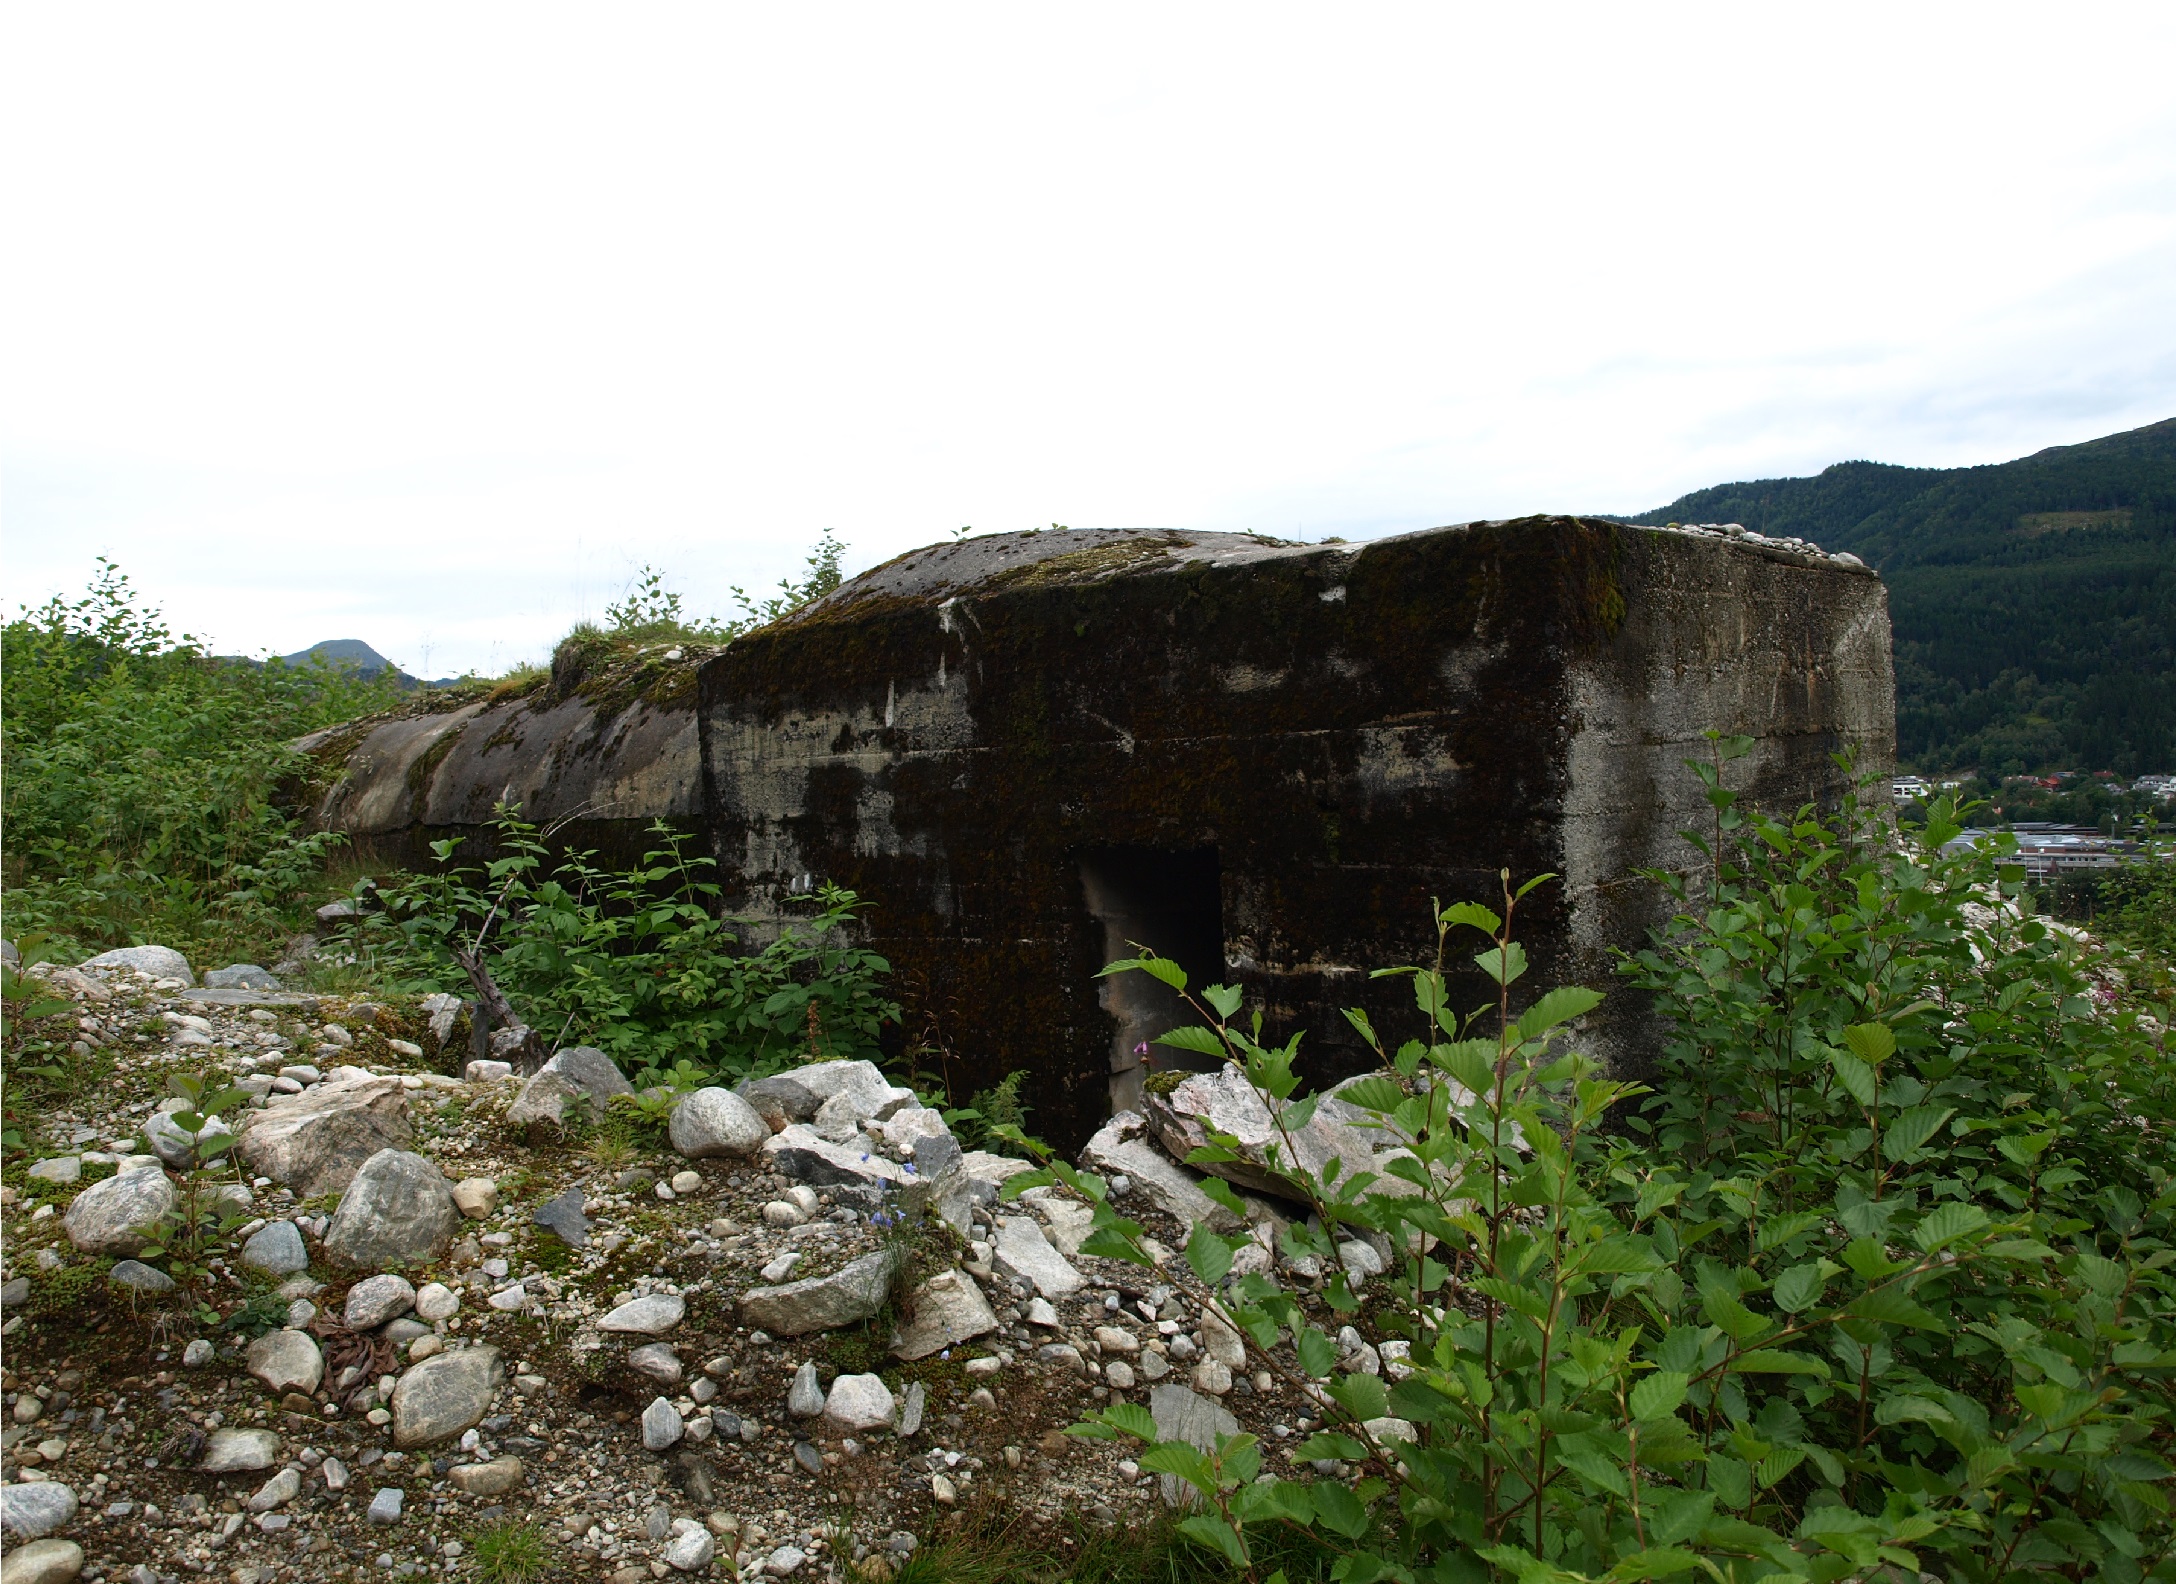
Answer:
1;965;1389;1584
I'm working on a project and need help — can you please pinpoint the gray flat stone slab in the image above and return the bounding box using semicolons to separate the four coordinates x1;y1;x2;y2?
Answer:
532;1188;589;1246
199;1429;281;1473
598;1293;684;1335
741;1251;898;1337
992;1215;1085;1299
0;1482;78;1538
179;989;322;1011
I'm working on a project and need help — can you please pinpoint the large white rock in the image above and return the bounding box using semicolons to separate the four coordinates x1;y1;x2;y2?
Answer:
732;1073;821;1130
0;1537;84;1584
641;1397;684;1450
246;1329;324;1395
199;1429;281;1473
790;1061;915;1141
890;1268;999;1361
504;1046;633;1132
1081;1111;1246;1232
599;1293;685;1335
959;1150;1036;1205
1016;1186;1095;1258
322;1149;460;1269
247;1468;302;1512
1148;1384;1240;1506
80;945;194;984
345;1273;417;1329
875;1105;950;1156
663;1523;715;1573
391;1345;503;1447
824;1373;897;1431
62;1169;175;1257
761;1125;907;1191
143;1107;235;1169
741;1250;899;1336
1139;1067;1436;1202
0;1482;77;1539
668;1088;768;1159
237;1075;412;1199
992;1216;1085;1299
239;1220;310;1276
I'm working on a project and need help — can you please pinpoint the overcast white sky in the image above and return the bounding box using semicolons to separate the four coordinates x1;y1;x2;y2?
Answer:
5;4;2173;677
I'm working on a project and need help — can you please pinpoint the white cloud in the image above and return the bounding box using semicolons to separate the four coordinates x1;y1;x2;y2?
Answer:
4;3;2172;673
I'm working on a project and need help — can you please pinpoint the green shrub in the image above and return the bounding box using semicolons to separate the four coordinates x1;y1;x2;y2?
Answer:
367;809;898;1084
1021;743;2176;1582
947;1069;1032;1151
1;560;401;960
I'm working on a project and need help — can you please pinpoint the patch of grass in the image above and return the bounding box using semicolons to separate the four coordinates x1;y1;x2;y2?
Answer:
584;1130;637;1172
877;1500;1348;1584
469;1518;553;1584
25;1258;115;1321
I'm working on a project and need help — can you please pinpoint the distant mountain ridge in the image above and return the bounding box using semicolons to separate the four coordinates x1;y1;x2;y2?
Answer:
1619;417;2176;774
275;639;453;690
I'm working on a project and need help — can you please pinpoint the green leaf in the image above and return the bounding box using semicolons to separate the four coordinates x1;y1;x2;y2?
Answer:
1177;1515;1246;1566
1294;1433;1368;1462
1630;1369;1689;1420
1881;1106;1955;1161
1335;1075;1407;1114
1154;1026;1228;1057
1297;1328;1337;1378
1847;1287;1949;1332
1198;1176;1248;1216
1828;1050;1876;1108
1203;984;1244;1019
1186;1227;1234;1287
1474;942;1529;987
1771;1261;1829;1314
1099;1402;1158;1441
1430;1039;1497;1096
1310;1480;1370;1538
1436;901;1501;936
1103;954;1187;992
1912;1201;1989;1253
1842;1022;1896;1064
1601;1548;1704;1580
1330;1372;1390;1421
1517;986;1604;1040
1727;1348;1828;1377
1140;1442;1217;1494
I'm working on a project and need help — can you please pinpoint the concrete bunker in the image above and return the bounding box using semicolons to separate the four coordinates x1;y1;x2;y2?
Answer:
699;517;1895;1150
304;517;1894;1152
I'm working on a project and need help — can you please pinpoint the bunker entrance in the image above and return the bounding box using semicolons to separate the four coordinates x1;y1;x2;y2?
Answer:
1078;845;1225;1116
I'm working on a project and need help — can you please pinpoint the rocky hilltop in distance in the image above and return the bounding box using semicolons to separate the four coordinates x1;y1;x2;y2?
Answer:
278;641;454;691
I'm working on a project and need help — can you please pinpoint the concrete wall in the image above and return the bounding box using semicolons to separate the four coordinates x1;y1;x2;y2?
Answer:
697;518;1894;1148
301;519;1891;1148
295;678;702;871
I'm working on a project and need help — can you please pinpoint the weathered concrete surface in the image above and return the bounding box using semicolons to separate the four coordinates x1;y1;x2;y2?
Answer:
305;521;1892;1152
699;520;1892;1149
293;650;709;869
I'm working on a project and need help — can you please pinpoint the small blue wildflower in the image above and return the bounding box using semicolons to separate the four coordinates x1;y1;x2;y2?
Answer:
903;1163;916;1175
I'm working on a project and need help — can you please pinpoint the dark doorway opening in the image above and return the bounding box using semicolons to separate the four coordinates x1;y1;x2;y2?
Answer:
1078;845;1224;1116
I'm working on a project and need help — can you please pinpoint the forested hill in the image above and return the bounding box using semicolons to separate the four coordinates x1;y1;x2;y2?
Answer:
1619;417;2176;774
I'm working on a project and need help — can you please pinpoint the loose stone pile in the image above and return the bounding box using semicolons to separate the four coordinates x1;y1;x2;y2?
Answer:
2;946;1421;1584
